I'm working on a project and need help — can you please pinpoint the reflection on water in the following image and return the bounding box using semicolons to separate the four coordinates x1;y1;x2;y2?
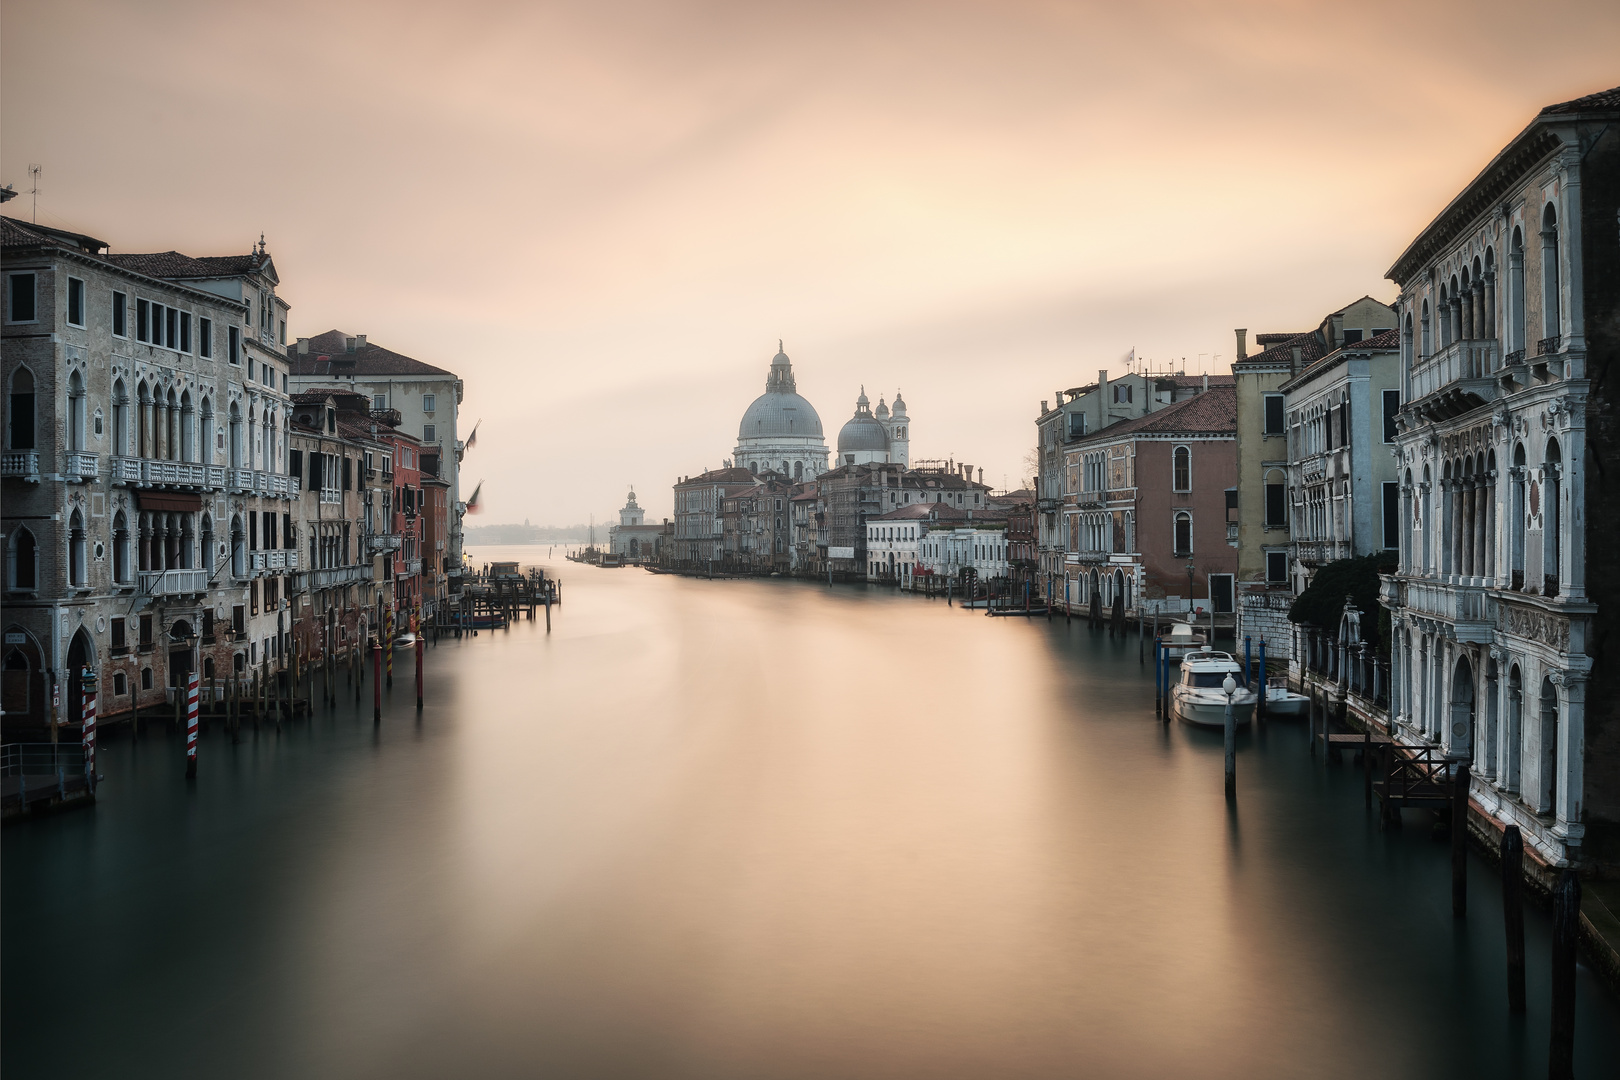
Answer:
5;546;1618;1079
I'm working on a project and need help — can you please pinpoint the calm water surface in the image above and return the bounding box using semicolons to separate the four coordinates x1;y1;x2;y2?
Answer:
5;546;1618;1079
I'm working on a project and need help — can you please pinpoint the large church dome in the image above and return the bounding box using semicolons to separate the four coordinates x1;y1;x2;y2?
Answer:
738;343;824;439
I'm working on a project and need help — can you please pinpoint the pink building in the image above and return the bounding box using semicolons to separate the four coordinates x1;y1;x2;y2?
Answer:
1061;387;1238;617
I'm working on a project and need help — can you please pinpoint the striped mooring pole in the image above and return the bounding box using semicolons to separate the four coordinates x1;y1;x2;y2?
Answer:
185;670;200;779
385;608;394;687
80;667;97;794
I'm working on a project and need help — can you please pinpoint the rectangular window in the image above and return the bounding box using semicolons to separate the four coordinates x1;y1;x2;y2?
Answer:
228;325;241;364
111;617;127;653
1265;483;1286;528
249;513;258;551
165;306;178;349
202;610;214;643
423;424;435;442
179;311;191;353
278;319;286;345
137;298;150;341
1210;574;1234;614
422;394;436;413
1068;412;1087;438
199;317;212;358
1382;481;1400;549
67;277;85;326
288;449;303;486
372;393;387;410
343;457;352;491
1266;550;1288;583
139;614;153;648
1263;394;1284;435
283;513;292;548
232;605;245;637
7;273;36;322
251;580;259;616
1382;389;1400;443
113;672;128;697
112;291;127;336
1342;328;1364;345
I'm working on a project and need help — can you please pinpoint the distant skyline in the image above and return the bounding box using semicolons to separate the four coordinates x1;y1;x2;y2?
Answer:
5;0;1619;523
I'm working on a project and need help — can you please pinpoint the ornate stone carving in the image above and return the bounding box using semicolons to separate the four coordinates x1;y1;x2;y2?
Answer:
1495;603;1570;651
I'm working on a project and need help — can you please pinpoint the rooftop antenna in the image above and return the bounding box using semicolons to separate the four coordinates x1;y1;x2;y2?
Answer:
28;164;41;224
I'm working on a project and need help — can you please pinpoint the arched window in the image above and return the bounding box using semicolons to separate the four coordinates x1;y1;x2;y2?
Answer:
9;365;36;450
180;391;195;462
1541;204;1560;343
3;647;32;713
1511;443;1526;588
136;381;152;458
112;379;130;457
230;515;246;578
165;387;179;461
794;461;803;480
198;396;213;464
68;509;87;587
1509;227;1526;353
1537;677;1559;814
112;511;131;584
228;402;242;468
1544;438;1561;595
67;370;88;452
7;527;37;590
1172;446;1191;492
1420;299;1432;358
1402;313;1413;370
1174;512;1192;556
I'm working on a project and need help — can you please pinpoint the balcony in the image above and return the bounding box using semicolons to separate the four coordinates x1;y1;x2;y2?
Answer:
1296;540;1351;565
227;469;293;498
1394;576;1493;641
397;558;423;577
248;550;300;572
65;452;98;481
1536;334;1562;357
310;564;372;589
368;533;402;553
139;568;208;597
143;459;207;487
1;451;40;480
1406;339;1500;422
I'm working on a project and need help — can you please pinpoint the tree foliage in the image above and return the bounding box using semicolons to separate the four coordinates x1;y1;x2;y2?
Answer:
1287;553;1396;646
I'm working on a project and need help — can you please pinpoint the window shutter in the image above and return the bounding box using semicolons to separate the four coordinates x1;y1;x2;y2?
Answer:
310;453;321;489
288;449;302;485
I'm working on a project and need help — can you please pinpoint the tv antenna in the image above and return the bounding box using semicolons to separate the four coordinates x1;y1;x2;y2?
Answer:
28;164;41;223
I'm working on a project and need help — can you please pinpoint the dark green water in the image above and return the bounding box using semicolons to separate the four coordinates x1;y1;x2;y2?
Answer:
5;548;1618;1079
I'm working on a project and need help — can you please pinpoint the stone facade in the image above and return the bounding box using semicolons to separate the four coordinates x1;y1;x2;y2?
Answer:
1380;85;1619;872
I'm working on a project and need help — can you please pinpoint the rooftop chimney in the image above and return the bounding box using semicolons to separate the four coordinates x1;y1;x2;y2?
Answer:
1041;400;1049;414
296;337;309;355
1290;344;1303;375
356;334;367;349
1235;328;1248;361
1202;373;1208;392
345;337;356;353
1329;314;1344;346
1098;368;1109;412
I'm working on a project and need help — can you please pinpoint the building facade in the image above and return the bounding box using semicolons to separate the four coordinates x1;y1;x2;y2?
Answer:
1380;85;1619;873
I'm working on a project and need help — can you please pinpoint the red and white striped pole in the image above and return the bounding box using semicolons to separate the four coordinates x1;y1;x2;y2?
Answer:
80;667;97;794
185;669;200;779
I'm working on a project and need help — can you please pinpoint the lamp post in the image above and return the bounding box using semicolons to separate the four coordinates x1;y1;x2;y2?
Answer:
1185;560;1195;617
1223;672;1237;799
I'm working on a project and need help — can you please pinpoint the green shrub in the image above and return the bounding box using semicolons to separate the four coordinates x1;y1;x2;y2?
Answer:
1287;553;1396;646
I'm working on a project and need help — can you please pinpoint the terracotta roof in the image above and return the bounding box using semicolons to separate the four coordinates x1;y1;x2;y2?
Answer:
1255;331;1311;346
1356;329;1400;350
289;330;456;378
1238;330;1328;370
678;467;756;486
1539;85;1620;115
1157;374;1235;387
1;215;108;252
871;503;966;522
1074;385;1236;442
103;250;264;279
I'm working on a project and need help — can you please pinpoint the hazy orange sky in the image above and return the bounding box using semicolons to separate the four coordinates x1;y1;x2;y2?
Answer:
5;1;1618;523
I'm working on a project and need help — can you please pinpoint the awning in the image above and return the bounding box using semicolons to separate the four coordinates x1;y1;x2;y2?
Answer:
135;492;203;513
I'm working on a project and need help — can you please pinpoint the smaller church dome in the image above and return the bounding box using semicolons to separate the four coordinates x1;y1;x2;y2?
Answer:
891;391;907;417
837;387;890;453
875;396;889;419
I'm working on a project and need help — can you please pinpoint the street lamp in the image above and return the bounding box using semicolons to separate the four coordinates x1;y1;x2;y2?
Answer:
1185;560;1196;616
1223;672;1238;798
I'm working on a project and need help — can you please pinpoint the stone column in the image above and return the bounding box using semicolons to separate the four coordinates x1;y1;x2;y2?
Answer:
1462;288;1475;341
1484;274;1497;340
1462;481;1475;580
1551;669;1585;843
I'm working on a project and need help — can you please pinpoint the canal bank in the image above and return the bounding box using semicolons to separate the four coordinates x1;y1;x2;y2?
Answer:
5;552;1619;1080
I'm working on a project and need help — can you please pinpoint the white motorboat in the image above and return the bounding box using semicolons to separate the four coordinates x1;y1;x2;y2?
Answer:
1171;648;1257;727
1263;680;1309;719
1161;619;1208;661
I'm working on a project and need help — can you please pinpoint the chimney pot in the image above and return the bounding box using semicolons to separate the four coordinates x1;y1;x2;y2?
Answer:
356;334;367;349
1329;314;1344;346
296;336;309;354
1202;373;1208;392
1290;345;1303;375
1235;328;1248;361
1041;400;1049;414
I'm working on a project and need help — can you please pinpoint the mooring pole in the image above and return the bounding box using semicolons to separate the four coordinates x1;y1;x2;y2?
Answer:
1502;825;1526;1014
1258;639;1268;721
1153;636;1162;716
1244;635;1252;688
185;670;199;779
1223;678;1236;799
372;640;382;725
1549;867;1580;1080
1452;762;1470;917
415;634;424;712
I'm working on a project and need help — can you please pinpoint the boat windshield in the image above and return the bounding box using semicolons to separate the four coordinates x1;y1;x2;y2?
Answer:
1187;672;1232;689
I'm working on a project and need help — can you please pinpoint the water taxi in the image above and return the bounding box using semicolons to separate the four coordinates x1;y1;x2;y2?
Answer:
1172;648;1257;727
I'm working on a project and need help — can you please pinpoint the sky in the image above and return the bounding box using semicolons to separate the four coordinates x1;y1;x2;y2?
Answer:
5;0;1619;524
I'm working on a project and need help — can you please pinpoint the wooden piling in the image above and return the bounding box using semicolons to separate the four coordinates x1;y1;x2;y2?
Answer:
1223;691;1236;799
372;641;382;724
1451;762;1469;917
1363;722;1373;807
1549;867;1580;1080
1501;825;1526;1014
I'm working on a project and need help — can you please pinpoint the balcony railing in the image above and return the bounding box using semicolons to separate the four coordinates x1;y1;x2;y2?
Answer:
319;488;342;505
1296;539;1351;565
65;452;98;481
1409;339;1500;401
248;550;300;572
310;564;372;588
1;451;40;478
112;456;142;482
1537;334;1562;357
397;558;422;577
1401;578;1492;627
368;533;403;553
139;568;208;597
227;469;293;497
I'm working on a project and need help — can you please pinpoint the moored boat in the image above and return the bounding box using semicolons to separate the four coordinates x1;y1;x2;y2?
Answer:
1171;648;1257;727
1263;680;1309;719
1162;619;1208;660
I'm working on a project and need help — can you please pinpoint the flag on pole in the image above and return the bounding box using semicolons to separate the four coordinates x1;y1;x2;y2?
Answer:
1123;347;1136;371
464;421;479;450
465;480;483;514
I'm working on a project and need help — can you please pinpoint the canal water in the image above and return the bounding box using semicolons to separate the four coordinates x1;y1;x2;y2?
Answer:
5;547;1618;1079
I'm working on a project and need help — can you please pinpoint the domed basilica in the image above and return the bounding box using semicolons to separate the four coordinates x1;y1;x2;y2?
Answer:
733;342;911;480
